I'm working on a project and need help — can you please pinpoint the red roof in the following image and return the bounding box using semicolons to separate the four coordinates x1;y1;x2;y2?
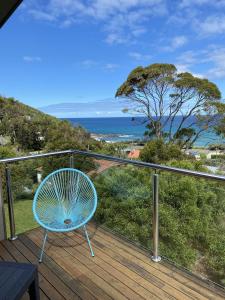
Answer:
128;149;140;159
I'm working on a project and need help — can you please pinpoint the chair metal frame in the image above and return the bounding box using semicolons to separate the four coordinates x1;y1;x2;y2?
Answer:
33;168;97;262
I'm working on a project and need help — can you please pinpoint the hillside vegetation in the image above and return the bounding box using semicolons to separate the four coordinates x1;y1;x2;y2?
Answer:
0;96;97;213
0;96;93;154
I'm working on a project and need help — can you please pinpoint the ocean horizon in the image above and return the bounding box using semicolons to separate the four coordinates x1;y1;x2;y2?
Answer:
64;116;224;147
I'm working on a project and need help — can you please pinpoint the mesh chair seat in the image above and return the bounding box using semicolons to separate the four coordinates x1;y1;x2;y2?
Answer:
37;201;93;231
33;168;97;261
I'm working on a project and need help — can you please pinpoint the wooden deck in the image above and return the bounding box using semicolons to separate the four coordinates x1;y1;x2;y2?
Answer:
0;224;225;300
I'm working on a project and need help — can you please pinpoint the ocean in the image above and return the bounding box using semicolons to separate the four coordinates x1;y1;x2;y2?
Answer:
65;117;224;147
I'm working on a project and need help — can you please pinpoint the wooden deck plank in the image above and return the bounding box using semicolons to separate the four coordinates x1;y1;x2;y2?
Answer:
32;228;181;300
88;224;225;300
1;225;225;300
29;230;129;300
10;238;80;300
63;232;164;300
79;231;209;300
70;233;182;299
29;227;220;299
82;227;206;300
28;230;115;300
0;243;15;262
91;224;225;299
1;239;64;300
0;241;49;300
9;239;66;300
23;232;112;300
35;229;170;300
51;233;148;300
31;229;162;299
19;234;96;300
62;231;176;300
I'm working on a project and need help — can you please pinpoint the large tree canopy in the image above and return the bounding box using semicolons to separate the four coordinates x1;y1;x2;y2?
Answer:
214;102;225;140
116;63;222;148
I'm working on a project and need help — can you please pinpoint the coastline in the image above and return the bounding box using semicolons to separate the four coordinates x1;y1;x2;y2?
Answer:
90;133;219;149
90;133;136;143
67;117;224;147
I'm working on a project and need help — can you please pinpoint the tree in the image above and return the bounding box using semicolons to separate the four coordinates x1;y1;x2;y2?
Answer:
0;97;52;150
116;63;222;148
140;139;184;163
214;102;225;141
0;147;38;201
93;163;225;283
42;120;95;176
44;119;90;151
0;146;16;159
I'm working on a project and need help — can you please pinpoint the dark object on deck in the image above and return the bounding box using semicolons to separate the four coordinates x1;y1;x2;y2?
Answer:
0;261;40;300
0;0;23;28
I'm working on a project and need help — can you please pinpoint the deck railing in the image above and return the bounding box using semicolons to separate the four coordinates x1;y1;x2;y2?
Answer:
1;149;225;265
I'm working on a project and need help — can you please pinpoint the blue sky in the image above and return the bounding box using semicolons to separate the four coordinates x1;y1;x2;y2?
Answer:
1;0;225;117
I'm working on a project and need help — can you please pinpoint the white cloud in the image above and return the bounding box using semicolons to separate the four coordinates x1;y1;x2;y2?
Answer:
205;47;225;79
169;2;225;39
23;56;42;62
198;15;225;35
104;63;119;71
105;33;128;45
101;3;166;44
176;63;203;78
176;64;189;73
39;98;126;117
178;51;197;64
79;60;119;71
80;59;98;68
179;0;225;8
28;10;56;22
163;36;188;52
177;46;225;79
24;0;167;44
207;67;225;79
171;36;188;49
179;0;210;8
129;52;151;61
132;28;147;37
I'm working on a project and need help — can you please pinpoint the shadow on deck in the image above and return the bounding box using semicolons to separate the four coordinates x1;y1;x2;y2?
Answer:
0;224;225;300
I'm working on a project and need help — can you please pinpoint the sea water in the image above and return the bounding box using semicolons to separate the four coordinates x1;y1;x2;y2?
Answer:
65;117;224;147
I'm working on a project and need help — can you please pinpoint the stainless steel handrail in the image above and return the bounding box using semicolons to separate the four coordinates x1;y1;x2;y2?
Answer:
1;149;225;182
0;150;73;164
72;150;225;182
1;148;225;262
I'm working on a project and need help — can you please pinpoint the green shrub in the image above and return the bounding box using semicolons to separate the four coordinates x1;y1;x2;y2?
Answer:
93;164;225;284
211;154;225;160
140;139;184;164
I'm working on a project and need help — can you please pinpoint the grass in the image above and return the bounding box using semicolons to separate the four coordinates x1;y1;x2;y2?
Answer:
4;199;39;237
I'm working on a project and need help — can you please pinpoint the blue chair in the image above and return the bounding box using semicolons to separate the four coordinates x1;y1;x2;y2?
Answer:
33;168;97;262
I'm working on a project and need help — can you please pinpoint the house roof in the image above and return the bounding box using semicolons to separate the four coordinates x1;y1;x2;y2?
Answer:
128;149;140;159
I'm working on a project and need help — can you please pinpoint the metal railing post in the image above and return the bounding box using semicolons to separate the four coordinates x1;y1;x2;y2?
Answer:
0;171;7;240
5;165;17;240
69;155;74;168
151;173;161;262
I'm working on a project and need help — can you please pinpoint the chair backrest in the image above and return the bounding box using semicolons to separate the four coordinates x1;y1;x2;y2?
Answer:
33;168;97;232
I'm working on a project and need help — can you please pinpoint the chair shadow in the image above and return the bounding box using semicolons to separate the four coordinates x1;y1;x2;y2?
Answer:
46;222;99;248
